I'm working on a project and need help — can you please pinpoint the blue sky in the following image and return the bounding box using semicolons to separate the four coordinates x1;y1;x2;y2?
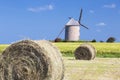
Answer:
0;0;120;43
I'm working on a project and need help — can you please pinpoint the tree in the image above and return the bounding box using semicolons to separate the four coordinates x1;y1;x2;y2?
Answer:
106;37;116;43
54;38;62;42
91;39;96;42
100;40;104;43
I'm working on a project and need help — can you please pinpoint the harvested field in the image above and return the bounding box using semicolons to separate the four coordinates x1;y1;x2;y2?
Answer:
63;57;120;80
0;42;120;80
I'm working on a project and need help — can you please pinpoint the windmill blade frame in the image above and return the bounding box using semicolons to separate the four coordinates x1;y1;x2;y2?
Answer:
56;26;66;38
80;24;89;29
78;8;83;24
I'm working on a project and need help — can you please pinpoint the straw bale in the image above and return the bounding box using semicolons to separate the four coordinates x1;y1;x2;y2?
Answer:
74;43;96;60
0;40;64;80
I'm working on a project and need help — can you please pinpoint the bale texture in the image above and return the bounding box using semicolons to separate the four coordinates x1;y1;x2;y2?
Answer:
74;43;96;60
0;40;64;80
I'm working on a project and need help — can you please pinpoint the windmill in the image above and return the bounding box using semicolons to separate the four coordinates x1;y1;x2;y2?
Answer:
55;9;88;42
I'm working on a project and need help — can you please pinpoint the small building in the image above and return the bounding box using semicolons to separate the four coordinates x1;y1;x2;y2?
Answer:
65;18;80;41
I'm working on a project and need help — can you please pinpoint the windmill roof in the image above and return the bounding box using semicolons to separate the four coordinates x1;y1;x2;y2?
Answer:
66;18;80;26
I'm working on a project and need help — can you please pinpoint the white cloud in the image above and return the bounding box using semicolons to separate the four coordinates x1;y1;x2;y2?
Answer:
28;4;53;12
103;3;116;8
89;10;94;13
96;22;106;26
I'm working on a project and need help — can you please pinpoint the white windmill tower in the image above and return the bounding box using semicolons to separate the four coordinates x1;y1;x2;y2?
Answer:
55;9;88;41
65;17;80;41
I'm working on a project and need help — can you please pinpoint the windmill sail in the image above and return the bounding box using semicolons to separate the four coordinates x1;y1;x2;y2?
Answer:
56;26;65;38
78;9;83;24
80;24;89;29
78;8;89;29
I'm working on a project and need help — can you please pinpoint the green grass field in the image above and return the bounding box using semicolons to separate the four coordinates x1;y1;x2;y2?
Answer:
54;42;120;58
0;42;120;57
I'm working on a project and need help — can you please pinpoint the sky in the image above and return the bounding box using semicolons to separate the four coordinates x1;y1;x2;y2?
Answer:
0;0;120;44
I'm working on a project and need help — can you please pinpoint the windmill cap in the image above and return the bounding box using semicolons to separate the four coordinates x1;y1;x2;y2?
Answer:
65;18;80;26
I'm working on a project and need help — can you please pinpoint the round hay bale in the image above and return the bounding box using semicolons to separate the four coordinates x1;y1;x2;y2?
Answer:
0;40;64;80
74;43;96;60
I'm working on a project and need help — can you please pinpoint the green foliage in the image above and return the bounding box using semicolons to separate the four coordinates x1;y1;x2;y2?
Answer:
100;40;104;42
54;38;62;42
106;37;116;43
91;39;96;42
54;42;120;58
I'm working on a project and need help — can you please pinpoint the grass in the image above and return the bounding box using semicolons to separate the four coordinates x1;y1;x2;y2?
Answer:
1;42;120;58
0;42;120;58
63;57;120;80
0;44;9;54
54;42;120;58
